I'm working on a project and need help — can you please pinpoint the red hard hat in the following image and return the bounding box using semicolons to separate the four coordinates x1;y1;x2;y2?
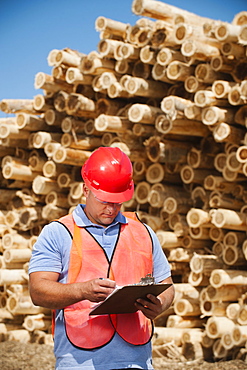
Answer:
81;147;134;203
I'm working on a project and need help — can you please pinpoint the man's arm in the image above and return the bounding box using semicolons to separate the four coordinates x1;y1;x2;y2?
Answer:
29;271;116;310
135;276;175;320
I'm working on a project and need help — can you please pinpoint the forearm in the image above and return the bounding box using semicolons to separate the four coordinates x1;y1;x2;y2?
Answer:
29;272;116;310
160;283;175;313
29;277;85;310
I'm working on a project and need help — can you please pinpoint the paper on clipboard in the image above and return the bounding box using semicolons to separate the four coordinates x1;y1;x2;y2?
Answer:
89;283;172;315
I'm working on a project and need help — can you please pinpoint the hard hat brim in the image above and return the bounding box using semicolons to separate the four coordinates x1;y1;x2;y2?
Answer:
84;178;134;203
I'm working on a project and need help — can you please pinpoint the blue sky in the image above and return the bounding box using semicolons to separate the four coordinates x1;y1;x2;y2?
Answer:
0;0;246;118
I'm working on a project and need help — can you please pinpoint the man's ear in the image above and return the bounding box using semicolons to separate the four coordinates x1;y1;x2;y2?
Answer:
83;184;89;197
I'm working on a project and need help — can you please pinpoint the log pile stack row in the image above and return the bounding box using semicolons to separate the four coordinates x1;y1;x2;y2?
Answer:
0;0;247;361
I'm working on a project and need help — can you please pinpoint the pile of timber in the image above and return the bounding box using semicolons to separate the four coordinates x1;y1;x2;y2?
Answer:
0;0;247;361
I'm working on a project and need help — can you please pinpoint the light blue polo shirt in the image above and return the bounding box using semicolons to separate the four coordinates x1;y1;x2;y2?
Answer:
29;204;171;370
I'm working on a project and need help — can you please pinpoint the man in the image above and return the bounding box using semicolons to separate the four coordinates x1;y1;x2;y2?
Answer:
29;146;174;370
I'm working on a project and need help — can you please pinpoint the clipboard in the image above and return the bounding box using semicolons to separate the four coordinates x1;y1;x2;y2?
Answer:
89;283;172;315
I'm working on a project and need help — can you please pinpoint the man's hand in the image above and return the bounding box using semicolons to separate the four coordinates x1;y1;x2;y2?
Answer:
135;294;163;320
81;278;116;302
135;277;175;320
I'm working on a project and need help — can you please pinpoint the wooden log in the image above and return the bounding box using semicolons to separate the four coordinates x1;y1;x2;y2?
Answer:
181;165;216;185
2;163;39;182
184;76;208;94
209;193;244;211
95;97;125;116
197;61;231;84
134;181;151;204
174;298;201;316
152;327;186;347
0;269;26;285
238;305;247;325
187;148;214;169
34;72;72;93
132;123;155;137
205;316;235;339
16;113;47;131
69;182;84;200
211;208;247;230
210;269;247;288
221;41;246;58
66;93;96;117
238;25;247;45
228;85;246;105
223;245;246;266
32;132;62;149
167;315;206;329
146;162;181;184
42;160;69;179
190;254;224;275
0;99;34;114
94;114;132;133
42;204;67;221
7;294;48;315
205;285;246;302
210;56;235;77
189;226;210;240
156;117;209;137
223;230;246;248
161;95;192;115
3;249;32;264
151;63;174;84
212;80;237;99
168;247;204;263
95;16;128;38
33;93;53;112
137;211;163;232
156;230;183;249
125;76;169;98
32;175;58;195
61;116;85;134
184;104;202;120
166;61;195;82
80;52;115;75
45;191;70;209
181;328;204;344
23;313;51;332
2;232;30;250
204;175;238;193
140;45;157;65
115;59;133;75
128;103;162;124
220;331;235;350
132;0;213;25
212;338;228;359
52;147;92;166
215;23;241;42
194;90;228;107
44;109;66;127
61;133;101;151
236;145;247;163
0;123;30;140
232;325;247;347
226;303;241;320
65;67;93;85
182;235;212;250
201;106;236;126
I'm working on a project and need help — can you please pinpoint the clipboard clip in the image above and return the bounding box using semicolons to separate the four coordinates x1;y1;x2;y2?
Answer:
138;273;155;285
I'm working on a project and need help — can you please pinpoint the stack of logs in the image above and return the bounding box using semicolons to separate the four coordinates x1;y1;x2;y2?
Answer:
1;0;247;362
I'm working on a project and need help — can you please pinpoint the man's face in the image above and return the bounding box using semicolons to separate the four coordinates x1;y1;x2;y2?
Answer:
83;184;122;227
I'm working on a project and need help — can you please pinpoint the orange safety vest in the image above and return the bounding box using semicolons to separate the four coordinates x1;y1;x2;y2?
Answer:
57;211;154;349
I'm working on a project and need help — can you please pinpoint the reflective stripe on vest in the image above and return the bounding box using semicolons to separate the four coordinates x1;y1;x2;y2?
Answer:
58;212;153;349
